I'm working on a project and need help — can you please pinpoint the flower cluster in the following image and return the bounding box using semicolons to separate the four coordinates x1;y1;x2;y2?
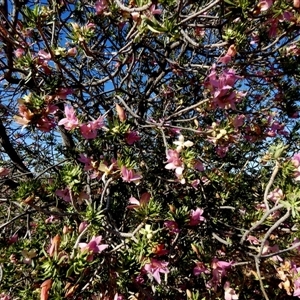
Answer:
205;65;246;110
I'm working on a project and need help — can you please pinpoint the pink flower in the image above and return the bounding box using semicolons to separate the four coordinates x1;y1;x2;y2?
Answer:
216;145;229;158
0;294;11;300
294;278;300;297
95;0;108;14
144;259;169;284
0;167;9;177
292;153;300;181
37;50;52;71
258;0;273;11
45;215;58;224
131;12;140;22
80;116;104;139
193;261;209;276
121;166;142;184
206;66;244;110
210;258;233;287
292;153;300;168
48;235;61;257
8;234;18;244
125;131;140;145
191;179;200;190
294;0;300;8
67;47;77;57
14;48;25;58
267;187;284;204
86;22;96;30
246;235;260;245
268;19;278;38
262;241;282;261
79;221;89;233
164;220;180;234
78;236;108;253
232;115;245;128
194;160;204;172
149;4;162;15
114;294;124;300
165;149;184;175
219;43;237;64
55;188;71;202
58;105;79;130
78;154;93;171
127;192;150;209
219;54;232;64
36;116;55;132
224;282;239;300
189;208;205;226
213;258;233;274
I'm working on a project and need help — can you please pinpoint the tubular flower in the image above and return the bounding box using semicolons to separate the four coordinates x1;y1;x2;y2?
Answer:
58;105;79;130
144;259;169;284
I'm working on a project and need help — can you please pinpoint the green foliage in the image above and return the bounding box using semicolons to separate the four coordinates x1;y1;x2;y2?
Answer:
59;163;83;192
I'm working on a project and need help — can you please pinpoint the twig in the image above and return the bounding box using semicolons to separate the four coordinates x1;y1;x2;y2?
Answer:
114;221;146;243
0;264;2;283
34;159;68;180
258;208;291;257
166;99;209;120
240;204;284;244
254;255;269;300
73;224;91;250
212;232;231;245
0;211;28;230
100;177;113;210
178;0;221;25
115;95;141;120
261;240;300;259
159;127;169;157
69;190;80;214
263;161;280;211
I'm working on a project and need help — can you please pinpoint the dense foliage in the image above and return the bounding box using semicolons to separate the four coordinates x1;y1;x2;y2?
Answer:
1;0;300;299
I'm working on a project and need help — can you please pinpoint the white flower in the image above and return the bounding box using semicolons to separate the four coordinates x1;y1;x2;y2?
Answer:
173;134;193;152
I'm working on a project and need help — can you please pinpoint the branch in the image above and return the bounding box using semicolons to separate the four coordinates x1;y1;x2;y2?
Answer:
240;204;284;244
0;119;33;177
263;161;280;211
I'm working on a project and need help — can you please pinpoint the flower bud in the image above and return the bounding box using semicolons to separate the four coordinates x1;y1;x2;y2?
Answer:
67;47;77;57
86;23;96;30
294;0;300;8
14;48;25;58
147;233;153;240
227;44;237;57
63;225;72;234
131;12;140;22
115;103;126;122
169;204;176;213
78;221;88;233
191;244;200;255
